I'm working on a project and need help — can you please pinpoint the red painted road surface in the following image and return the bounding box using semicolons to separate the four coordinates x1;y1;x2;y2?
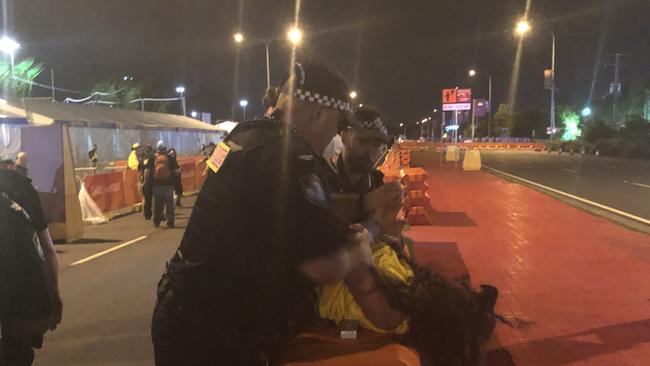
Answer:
409;164;650;365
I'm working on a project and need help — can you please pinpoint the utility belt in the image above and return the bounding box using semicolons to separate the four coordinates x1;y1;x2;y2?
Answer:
155;252;275;366
156;250;201;302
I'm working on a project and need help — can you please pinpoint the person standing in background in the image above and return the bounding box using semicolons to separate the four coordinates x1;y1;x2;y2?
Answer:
145;141;178;228
15;152;28;177
128;143;140;170
167;148;183;207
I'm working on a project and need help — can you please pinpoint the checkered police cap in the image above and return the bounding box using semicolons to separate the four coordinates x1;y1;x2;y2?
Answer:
281;62;353;113
352;105;390;143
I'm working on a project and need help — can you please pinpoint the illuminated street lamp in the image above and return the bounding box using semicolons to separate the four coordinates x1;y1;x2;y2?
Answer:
515;20;531;36
581;106;592;118
239;99;248;121
191;110;198;118
349;91;358;100
287;26;303;45
0;36;20;96
468;68;493;139
175;85;186;116
515;19;557;139
235;29;303;89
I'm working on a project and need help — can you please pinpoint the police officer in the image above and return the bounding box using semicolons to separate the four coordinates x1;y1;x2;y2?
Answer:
0;161;63;366
151;63;397;365
327;106;403;227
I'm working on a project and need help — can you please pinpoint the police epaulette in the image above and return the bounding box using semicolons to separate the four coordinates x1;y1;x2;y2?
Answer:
224;116;285;150
230;117;282;134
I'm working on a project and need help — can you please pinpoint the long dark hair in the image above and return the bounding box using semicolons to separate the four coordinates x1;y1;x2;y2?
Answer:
381;238;498;366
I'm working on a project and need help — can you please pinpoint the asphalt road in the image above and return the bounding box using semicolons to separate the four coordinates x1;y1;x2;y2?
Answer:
34;198;194;366
481;151;650;222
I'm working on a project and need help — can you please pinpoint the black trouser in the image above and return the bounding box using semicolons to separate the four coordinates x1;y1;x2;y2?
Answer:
143;183;153;219
172;174;183;200
153;186;174;226
0;322;41;366
151;259;271;366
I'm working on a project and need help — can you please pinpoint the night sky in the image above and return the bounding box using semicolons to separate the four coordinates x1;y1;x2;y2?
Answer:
9;0;650;126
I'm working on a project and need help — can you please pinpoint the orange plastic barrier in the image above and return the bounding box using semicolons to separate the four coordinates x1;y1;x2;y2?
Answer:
400;167;434;226
180;162;197;192
122;169;143;206
85;155;205;215
84;172;126;212
195;160;208;188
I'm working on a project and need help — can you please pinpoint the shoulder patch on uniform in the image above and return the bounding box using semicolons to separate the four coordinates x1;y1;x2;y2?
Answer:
207;142;231;173
299;174;327;208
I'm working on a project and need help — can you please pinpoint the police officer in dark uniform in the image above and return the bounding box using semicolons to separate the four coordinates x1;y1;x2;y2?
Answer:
151;63;400;365
327;106;404;227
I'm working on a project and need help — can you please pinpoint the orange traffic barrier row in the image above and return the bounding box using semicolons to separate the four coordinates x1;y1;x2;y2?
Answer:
377;144;434;226
84;155;207;216
436;142;545;151
399;167;434;226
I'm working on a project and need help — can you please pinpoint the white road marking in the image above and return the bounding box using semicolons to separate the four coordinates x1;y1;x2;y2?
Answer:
631;182;650;189
561;168;577;174
483;166;650;226
70;235;148;266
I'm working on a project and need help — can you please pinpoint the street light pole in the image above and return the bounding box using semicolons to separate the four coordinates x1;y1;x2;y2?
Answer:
234;28;302;90
488;76;492;138
9;51;14;96
239;99;248;121
550;32;556;140
265;42;271;90
0;37;20;97
176;86;186;116
468;69;493;139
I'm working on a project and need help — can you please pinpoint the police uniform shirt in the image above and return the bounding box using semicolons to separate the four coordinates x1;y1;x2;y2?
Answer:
176;118;352;334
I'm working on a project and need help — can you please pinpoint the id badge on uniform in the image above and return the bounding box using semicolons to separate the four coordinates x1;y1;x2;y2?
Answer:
207;142;231;173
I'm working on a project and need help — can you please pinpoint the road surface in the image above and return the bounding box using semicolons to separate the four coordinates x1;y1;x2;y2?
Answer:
481;151;650;222
34;199;194;366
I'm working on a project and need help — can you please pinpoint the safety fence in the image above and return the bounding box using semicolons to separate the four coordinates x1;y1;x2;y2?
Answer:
435;142;545;151
81;156;207;215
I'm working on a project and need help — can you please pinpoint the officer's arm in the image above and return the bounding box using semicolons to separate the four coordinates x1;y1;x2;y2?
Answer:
298;229;374;284
345;265;406;330
37;228;63;330
299;228;407;330
25;181;63;330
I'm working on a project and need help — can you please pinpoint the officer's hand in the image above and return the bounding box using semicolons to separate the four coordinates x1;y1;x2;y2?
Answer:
363;182;404;213
371;206;407;237
349;224;376;268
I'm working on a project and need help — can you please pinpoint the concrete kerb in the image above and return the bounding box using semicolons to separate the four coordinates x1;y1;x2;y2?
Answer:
483;165;650;235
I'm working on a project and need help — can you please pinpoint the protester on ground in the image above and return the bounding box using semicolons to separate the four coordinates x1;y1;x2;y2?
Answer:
145;141;178;228
151;62;400;365
0;161;63;366
128;143;140;170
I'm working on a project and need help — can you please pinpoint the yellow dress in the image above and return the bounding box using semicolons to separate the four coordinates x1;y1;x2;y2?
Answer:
318;244;413;334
